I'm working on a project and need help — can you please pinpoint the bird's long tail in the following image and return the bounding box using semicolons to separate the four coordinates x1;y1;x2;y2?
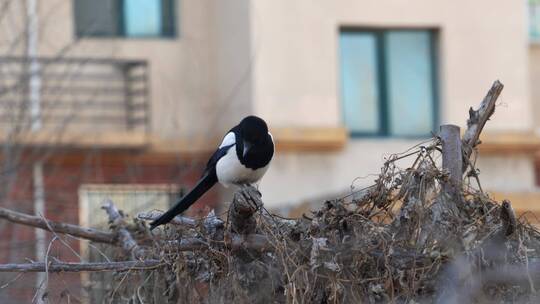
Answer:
149;173;217;230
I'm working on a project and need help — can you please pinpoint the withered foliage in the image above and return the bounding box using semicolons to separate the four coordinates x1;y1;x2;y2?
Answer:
101;137;540;304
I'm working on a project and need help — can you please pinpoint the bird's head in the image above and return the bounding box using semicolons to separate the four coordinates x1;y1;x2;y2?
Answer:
239;115;268;144
239;116;269;157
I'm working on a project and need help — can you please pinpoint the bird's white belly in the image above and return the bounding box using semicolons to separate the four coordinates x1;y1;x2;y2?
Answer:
215;147;269;186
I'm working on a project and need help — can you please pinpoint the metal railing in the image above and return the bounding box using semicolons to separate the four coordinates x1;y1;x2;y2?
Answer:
0;56;150;132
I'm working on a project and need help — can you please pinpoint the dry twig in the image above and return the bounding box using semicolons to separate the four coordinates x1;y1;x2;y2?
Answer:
0;260;161;273
102;199;146;259
2;80;539;304
0;206;115;244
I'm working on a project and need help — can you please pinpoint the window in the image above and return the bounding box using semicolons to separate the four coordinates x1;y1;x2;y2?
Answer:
339;29;438;137
530;0;540;42
73;0;176;38
79;184;179;228
78;184;179;303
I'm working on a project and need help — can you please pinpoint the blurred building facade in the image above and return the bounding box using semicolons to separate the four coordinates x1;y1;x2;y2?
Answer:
34;0;538;208
1;0;540;301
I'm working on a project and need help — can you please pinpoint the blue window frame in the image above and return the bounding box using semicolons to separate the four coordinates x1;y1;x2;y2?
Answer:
74;0;176;38
339;29;438;137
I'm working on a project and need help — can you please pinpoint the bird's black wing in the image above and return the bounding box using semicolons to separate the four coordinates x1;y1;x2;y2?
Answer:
202;143;235;178
202;127;240;177
150;132;237;230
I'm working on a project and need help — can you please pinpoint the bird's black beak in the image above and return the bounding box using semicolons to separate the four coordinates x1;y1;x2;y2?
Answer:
243;141;252;158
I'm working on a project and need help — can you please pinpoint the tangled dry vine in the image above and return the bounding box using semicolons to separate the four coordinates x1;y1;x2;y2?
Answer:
2;81;540;303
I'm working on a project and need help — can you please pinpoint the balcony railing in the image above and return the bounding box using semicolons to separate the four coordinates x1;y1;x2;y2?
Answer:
0;56;150;133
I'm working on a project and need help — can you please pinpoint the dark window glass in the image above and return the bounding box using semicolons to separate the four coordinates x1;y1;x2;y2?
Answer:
74;0;120;37
73;0;176;38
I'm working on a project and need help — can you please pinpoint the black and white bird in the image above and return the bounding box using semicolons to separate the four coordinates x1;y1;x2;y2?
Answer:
149;115;274;230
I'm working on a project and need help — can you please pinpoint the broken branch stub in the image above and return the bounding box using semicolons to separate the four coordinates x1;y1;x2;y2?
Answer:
228;185;262;235
440;124;463;194
500;200;517;237
462;80;504;172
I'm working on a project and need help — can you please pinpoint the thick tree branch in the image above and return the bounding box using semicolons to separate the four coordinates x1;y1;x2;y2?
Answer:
0;207;115;244
440;124;462;195
229;185;262;234
0;260;162;273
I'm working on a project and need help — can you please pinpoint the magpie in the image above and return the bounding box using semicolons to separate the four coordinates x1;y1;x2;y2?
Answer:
149;115;274;230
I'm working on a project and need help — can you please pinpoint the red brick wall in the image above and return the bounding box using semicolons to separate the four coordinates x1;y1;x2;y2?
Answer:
0;150;218;303
0;160;38;303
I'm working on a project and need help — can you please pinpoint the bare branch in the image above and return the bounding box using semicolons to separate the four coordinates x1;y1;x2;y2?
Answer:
137;210;197;227
168;238;208;251
0;260;162;273
500;200;517;237
102;199;146;259
228;233;271;251
0;206;116;244
169;234;272;252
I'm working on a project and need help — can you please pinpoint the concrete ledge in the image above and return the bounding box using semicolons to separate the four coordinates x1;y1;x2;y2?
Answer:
150;127;349;153
490;191;540;224
0;130;150;149
272;127;347;152
478;132;540;155
4;130;540;156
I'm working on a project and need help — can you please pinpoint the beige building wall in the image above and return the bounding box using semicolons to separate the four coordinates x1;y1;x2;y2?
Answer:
249;0;535;207
20;0;533;135
32;0;253;143
4;0;535;207
531;45;540;132
250;0;531;130
211;0;254;136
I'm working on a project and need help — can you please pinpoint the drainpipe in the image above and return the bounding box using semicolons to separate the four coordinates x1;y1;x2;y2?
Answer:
27;0;41;132
26;0;45;300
